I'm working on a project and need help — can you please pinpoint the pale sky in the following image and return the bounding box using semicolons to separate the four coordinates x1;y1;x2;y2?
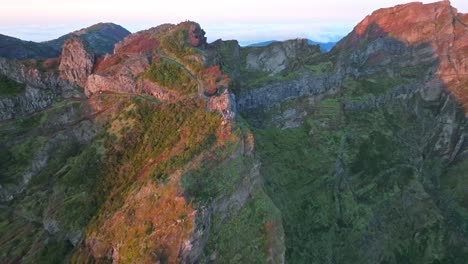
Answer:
1;0;467;45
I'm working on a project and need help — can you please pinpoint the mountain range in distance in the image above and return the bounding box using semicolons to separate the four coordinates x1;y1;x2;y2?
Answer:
247;39;337;52
0;23;131;60
0;23;338;60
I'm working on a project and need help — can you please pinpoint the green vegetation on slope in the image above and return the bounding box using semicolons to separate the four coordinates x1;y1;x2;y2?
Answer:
239;69;299;91
92;98;220;220
161;27;196;58
245;93;468;263
181;118;283;263
0;74;26;96
183;154;252;204
305;61;334;75
0;99;103;263
202;190;281;264
248;98;344;263
341;75;409;98
146;59;197;94
158;23;205;74
1;94;223;263
71;98;222;262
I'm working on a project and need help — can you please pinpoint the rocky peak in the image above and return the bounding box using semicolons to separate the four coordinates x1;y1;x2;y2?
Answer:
336;1;454;52
335;0;468;109
245;38;322;74
59;36;95;87
351;0;453;45
188;22;207;47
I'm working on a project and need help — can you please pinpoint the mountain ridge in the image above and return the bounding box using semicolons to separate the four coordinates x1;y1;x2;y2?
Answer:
247;39;337;52
0;22;130;60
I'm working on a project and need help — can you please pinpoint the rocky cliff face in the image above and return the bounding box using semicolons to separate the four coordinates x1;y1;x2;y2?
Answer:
59;37;95;87
245;39;322;74
239;1;468;263
0;57;81;120
237;73;342;111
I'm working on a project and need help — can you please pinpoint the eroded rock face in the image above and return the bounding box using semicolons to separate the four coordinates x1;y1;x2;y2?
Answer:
59;36;95;87
86;54;150;96
189;23;207;48
0;87;56;120
0;58;80;120
237;73;343;111
245;39;320;74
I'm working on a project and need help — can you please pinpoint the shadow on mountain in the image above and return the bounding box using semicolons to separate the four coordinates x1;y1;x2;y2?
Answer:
240;17;468;263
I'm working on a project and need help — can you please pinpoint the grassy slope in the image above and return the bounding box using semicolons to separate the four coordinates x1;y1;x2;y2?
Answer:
247;98;345;262
181;119;282;263
1;94;229;263
144;23;205;96
0;98;101;262
244;74;468;263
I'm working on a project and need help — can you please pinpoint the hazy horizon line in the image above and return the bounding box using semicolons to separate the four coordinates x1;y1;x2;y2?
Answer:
0;21;350;46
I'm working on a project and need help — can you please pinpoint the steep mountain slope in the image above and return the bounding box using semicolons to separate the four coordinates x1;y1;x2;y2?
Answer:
0;34;60;60
1;1;468;264
235;1;468;263
0;23;130;60
0;21;283;263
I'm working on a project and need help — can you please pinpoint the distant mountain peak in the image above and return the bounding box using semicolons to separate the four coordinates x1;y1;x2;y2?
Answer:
0;23;131;60
247;39;337;52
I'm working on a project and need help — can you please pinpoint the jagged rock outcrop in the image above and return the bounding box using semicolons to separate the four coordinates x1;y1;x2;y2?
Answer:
237;73;343;111
208;88;237;122
207;39;241;79
0;58;79;120
59;36;95;87
86;21;226;104
245;39;322;74
0;87;56;120
188;23;207;48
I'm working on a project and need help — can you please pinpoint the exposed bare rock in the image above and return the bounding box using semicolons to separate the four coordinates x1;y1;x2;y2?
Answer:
245;39;321;74
59;36;95;87
0;57;81;120
335;0;468;109
188;23;207;47
208;89;236;122
237;73;343;111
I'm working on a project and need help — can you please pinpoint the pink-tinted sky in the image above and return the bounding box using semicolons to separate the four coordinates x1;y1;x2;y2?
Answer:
1;0;467;44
